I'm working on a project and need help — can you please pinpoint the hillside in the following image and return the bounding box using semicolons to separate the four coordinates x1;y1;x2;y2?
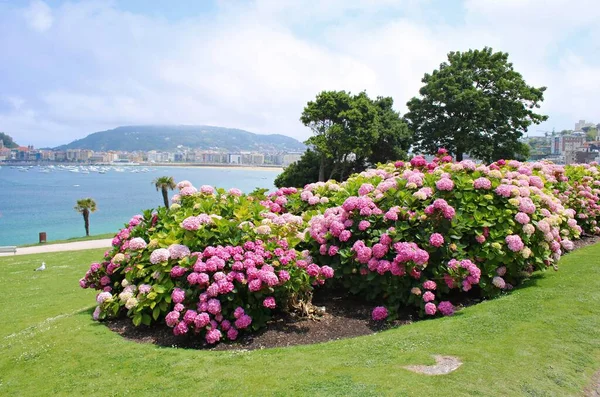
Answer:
55;125;306;152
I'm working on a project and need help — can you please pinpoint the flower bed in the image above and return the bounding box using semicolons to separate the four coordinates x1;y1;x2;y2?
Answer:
81;153;600;344
80;183;332;344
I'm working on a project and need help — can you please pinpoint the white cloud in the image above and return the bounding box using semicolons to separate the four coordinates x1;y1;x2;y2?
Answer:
23;0;53;32
1;0;599;147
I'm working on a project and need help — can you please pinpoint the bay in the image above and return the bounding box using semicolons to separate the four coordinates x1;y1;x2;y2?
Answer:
0;165;280;246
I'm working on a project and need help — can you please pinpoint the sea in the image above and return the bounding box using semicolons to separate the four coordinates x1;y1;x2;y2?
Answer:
0;165;280;246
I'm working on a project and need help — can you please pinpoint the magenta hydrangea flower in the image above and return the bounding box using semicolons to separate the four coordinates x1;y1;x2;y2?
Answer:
371;306;388;321
437;301;455;316
227;327;239;340
358;220;371;231
207;298;222;315
171;288;185;304
320;265;334;279
234;314;252;329
429;233;444;247
263;297;276;309
205;328;222;344
165;310;180;327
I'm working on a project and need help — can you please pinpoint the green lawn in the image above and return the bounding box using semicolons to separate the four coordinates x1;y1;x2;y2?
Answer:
1;245;599;396
18;233;114;247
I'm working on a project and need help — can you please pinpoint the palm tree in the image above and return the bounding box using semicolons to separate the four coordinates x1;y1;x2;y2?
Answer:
74;198;97;237
153;176;176;208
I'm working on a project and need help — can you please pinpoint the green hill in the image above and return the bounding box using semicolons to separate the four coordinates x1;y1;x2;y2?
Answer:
55;125;306;152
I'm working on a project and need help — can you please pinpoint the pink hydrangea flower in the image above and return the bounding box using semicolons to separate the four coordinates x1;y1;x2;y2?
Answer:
358;221;371;231
429;233;444;247
435;177;454;191
473;177;492;189
234;314;252;329
128;237;147;250
371;306;388;321
492;276;506;289
424;302;437;316
205;328;222;344
505;235;524;252
149;248;170;264
320;265;334;278
423;280;437;290
228;188;243;196
171;288;185;304
423;291;435;302
263;297;276;309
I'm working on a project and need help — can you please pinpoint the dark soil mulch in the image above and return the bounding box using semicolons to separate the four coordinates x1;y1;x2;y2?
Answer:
105;236;600;351
106;289;415;351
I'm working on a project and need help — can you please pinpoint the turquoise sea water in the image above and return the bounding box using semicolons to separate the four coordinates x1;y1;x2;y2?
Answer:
0;166;280;246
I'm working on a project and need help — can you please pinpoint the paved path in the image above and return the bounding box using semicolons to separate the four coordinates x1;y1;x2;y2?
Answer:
0;239;113;257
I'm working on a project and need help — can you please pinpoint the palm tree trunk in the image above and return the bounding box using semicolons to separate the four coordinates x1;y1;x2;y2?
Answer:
162;188;170;208
83;209;90;236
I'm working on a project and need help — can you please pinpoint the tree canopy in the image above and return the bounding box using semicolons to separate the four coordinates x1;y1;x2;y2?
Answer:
292;90;411;185
0;132;18;148
405;47;548;162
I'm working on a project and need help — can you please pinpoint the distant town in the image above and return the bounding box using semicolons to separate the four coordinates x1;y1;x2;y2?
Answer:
2;119;599;167
524;119;600;164
0;143;303;167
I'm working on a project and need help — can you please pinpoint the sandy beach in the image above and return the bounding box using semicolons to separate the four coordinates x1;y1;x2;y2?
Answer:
0;239;113;256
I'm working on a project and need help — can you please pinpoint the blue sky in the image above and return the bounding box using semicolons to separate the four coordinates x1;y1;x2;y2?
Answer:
1;0;599;147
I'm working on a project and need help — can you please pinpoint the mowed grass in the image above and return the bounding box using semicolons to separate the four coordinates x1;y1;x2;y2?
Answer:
1;246;599;396
18;233;115;247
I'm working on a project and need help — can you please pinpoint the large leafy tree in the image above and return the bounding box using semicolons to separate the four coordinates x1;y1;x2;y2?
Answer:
365;96;412;166
301;90;379;181
74;198;97;237
153;176;176;208
0;132;18;148
405;47;548;162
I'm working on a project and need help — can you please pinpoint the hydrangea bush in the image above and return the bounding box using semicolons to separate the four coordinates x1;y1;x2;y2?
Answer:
82;152;599;343
80;183;333;344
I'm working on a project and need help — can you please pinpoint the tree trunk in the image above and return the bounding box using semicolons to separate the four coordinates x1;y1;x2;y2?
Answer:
83;210;90;237
318;155;325;182
456;150;464;162
162;187;170;208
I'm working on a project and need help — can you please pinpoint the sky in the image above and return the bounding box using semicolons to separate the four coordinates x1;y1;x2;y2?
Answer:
1;0;599;148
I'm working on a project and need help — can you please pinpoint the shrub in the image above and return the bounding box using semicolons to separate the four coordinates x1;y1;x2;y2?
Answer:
80;183;333;344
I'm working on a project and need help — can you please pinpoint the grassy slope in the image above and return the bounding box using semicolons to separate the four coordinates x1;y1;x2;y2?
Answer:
18;233;114;247
0;246;599;396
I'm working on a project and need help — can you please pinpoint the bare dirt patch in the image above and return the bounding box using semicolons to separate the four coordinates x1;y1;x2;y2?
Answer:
106;290;414;351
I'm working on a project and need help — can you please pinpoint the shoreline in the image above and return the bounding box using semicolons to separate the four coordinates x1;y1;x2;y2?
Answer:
1;161;284;172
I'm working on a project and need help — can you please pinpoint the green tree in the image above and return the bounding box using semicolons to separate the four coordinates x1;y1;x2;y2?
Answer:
274;149;332;188
152;176;176;208
301;90;379;181
583;126;598;142
365;96;412;166
405;47;548;162
74;198;97;237
0;132;19;148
